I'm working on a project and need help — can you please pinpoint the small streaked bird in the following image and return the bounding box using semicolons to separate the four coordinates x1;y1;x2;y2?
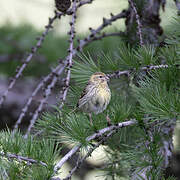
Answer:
77;72;111;125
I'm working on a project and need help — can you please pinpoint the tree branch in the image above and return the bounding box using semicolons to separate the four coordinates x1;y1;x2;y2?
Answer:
23;0;78;138
0;0;95;110
54;119;137;173
78;31;125;45
77;10;128;51
13;63;65;132
23;64;66;138
59;0;78;110
0;152;47;167
0;11;61;107
78;0;95;7
63;130;115;180
128;0;144;46
108;64;169;78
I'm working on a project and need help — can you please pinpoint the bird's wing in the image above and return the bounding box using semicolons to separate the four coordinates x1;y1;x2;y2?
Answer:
77;82;96;108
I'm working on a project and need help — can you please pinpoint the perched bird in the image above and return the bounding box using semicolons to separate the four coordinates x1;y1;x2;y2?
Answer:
77;72;111;125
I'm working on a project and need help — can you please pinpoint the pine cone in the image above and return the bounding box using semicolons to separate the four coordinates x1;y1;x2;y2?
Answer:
55;0;71;12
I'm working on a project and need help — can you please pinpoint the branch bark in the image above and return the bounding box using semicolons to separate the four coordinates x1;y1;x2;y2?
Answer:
62;130;115;180
108;64;169;78
0;152;47;167
54;119;137;173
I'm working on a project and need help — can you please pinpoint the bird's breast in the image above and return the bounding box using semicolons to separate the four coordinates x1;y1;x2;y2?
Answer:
97;90;107;101
98;87;110;99
94;88;111;109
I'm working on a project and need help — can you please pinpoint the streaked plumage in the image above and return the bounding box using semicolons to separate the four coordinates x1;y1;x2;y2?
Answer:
77;72;111;124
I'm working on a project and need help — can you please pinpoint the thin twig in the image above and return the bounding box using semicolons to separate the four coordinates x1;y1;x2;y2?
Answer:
59;0;78;109
77;10;128;51
63;130;115;180
128;0;144;46
79;31;125;45
13;63;65;132
23;64;66;139
108;64;169;78
141;64;169;71
78;0;95;7
54;119;137;172
0;12;61;107
0;152;47;167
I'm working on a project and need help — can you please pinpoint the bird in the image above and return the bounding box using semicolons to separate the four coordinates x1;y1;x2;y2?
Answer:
77;72;111;125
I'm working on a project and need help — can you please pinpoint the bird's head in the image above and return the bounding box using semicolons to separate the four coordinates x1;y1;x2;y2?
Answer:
89;72;109;86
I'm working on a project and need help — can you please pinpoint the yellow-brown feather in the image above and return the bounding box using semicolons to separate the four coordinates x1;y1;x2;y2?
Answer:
78;72;111;115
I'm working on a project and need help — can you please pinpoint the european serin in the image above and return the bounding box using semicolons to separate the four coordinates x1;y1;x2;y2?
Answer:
77;72;111;124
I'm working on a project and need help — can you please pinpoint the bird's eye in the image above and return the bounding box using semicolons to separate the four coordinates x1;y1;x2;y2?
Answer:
99;76;103;78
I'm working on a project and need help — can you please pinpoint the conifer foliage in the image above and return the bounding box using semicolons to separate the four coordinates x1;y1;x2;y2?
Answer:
0;0;180;179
